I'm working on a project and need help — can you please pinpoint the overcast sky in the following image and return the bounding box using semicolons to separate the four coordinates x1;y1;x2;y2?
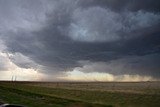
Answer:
0;0;160;81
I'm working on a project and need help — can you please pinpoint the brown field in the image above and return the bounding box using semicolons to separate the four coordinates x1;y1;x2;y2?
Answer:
0;81;160;107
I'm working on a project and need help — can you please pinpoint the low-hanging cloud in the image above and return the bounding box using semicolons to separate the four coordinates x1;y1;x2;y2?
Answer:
75;54;160;78
9;52;38;69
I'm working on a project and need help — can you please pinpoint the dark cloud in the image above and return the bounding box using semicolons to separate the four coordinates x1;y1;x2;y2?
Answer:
0;0;160;78
69;7;160;42
9;52;38;69
78;0;160;12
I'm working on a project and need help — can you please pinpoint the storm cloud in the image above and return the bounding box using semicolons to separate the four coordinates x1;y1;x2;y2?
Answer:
0;0;160;80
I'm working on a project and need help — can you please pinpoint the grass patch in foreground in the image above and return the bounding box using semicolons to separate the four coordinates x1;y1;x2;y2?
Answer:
0;83;111;107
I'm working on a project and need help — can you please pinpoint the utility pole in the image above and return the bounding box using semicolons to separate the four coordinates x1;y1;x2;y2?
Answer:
14;76;17;81
11;76;13;81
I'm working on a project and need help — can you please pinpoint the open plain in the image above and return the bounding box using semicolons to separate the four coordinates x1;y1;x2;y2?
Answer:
0;81;160;107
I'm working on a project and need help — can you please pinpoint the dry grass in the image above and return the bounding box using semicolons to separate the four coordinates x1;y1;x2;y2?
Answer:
0;81;160;107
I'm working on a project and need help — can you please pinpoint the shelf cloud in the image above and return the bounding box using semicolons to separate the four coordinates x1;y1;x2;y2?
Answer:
0;0;160;81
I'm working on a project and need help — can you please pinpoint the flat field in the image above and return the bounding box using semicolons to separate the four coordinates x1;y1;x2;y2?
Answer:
0;81;160;107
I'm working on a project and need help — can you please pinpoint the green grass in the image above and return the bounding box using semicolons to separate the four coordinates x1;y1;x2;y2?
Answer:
0;81;160;107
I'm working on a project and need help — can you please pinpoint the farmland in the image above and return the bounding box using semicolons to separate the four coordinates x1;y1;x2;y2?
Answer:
0;81;160;107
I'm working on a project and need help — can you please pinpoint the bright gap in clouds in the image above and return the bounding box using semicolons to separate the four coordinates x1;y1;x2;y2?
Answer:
61;70;156;82
0;52;43;81
0;68;42;81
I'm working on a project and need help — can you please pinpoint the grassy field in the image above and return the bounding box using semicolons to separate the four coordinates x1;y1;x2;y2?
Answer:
0;81;160;107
